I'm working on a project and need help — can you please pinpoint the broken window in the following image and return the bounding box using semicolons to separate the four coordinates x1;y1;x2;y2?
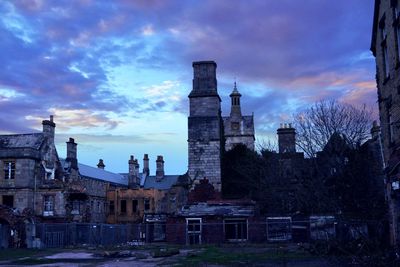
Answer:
144;199;150;211
132;200;138;213
186;218;202;245
224;218;247;241
2;195;13;208
267;217;292;241
120;200;127;214
4;161;15;180
109;201;115;213
72;200;83;215
43;195;54;216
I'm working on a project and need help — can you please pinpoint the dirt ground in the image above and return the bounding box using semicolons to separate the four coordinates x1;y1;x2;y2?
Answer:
0;244;345;267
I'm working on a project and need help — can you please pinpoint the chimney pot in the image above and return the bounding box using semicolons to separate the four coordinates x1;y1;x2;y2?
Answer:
97;159;105;169
156;155;165;181
143;154;150;176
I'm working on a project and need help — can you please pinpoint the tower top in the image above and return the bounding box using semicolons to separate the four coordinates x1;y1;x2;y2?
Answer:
230;81;242;97
189;60;219;99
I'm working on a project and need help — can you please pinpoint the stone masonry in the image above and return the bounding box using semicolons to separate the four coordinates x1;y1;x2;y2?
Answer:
188;61;223;191
371;0;400;247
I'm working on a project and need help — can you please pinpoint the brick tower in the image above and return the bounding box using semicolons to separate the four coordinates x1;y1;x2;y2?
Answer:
188;61;223;191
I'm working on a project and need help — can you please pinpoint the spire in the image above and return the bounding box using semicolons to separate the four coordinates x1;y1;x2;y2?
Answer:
230;81;242;119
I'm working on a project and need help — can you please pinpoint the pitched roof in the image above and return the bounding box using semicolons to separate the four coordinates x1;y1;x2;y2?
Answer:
143;175;180;190
178;202;255;217
61;159;127;186
0;133;45;150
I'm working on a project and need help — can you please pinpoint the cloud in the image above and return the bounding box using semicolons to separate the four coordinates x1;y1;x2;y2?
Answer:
0;0;377;173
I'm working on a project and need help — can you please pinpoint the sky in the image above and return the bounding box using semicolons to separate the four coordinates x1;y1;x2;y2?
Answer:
0;0;376;175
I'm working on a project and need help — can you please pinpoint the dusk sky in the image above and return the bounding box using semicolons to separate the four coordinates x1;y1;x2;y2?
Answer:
0;0;376;175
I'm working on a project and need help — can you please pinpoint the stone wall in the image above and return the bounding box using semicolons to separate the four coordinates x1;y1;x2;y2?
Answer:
188;140;221;191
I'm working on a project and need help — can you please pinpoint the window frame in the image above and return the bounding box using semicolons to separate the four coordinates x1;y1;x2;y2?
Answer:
380;15;390;80
120;199;127;214
224;218;248;242
43;195;54;216
3;160;16;180
186;218;202;245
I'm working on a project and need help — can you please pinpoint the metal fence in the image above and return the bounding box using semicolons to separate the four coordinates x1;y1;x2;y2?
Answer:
34;218;386;248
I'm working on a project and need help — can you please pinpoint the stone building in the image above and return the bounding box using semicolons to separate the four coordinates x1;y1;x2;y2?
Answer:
106;155;188;222
188;61;255;191
371;0;400;246
0;116;127;246
223;82;255;151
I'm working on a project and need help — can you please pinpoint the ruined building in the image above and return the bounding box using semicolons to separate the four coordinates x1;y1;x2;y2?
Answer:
371;0;400;247
188;61;255;191
106;154;188;226
0;116;126;241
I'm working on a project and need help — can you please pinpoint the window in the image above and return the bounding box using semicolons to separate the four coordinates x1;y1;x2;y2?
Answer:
267;217;292;241
43;195;54;216
380;16;390;79
72;200;83;215
120;200;127;214
392;1;400;62
4;161;15;180
97;201;100;212
389;114;395;143
186;218;202;245
144;199;150;211
2;195;13;208
109;201;115;213
132;200;138;213
224;218;248;241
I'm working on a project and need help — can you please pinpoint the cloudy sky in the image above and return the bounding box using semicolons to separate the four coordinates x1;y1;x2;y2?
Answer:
0;0;376;174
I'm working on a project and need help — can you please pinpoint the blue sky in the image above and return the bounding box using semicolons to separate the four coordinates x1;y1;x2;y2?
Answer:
0;0;376;175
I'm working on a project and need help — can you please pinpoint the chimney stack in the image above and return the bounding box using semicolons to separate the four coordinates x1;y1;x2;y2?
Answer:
277;123;296;154
128;155;139;188
156;155;165;182
66;137;78;170
42;115;56;142
97;159;105;169
371;120;381;139
143;154;150;176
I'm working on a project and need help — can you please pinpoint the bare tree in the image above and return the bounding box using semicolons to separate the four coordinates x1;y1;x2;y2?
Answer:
294;100;373;157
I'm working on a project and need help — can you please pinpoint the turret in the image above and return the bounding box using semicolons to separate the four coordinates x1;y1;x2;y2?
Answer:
229;81;242;120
